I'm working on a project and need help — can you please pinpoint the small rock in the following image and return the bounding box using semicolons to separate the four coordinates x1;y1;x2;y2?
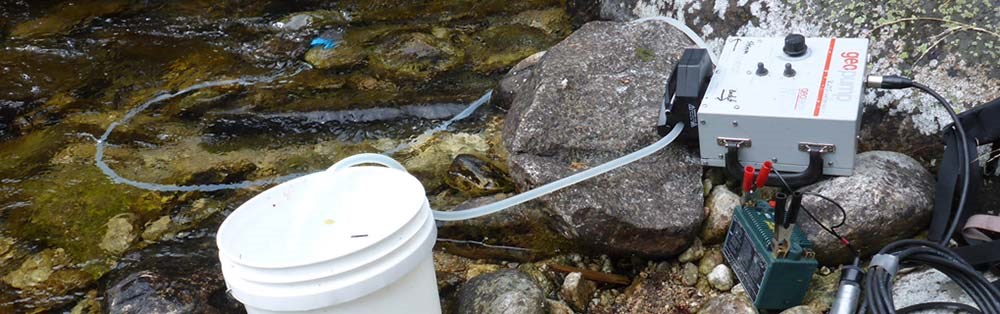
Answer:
697;294;756;314
781;305;821;314
2;248;88;292
434;251;474;290
70;290;102;314
273;10;347;31
141;215;172;242
802;268;840;313
511;8;572;36
0;236;17;266
445;154;516;197
701;185;741;244
707;264;734;291
467;25;553;73
681;262;699;286
560;272;597;312
518;263;558;296
678;238;705;263
731;283;746;297
456;270;546;314
100;214;138;255
465;263;502;280
370;32;462;80
798;151;934;265
698;248;723;275
546;299;576;314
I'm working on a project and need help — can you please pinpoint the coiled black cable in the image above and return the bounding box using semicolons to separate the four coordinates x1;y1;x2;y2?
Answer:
863;240;1000;314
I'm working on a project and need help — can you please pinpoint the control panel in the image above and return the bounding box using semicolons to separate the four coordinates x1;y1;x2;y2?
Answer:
697;36;869;176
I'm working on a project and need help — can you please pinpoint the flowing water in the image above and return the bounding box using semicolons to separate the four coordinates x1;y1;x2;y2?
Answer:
0;0;569;311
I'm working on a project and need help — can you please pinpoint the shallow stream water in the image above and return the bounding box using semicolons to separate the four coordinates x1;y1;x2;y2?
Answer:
0;0;568;311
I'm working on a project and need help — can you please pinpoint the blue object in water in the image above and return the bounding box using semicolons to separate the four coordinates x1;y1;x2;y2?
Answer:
310;37;338;49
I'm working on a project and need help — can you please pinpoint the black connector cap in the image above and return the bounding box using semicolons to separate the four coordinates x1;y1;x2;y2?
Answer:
783;34;807;57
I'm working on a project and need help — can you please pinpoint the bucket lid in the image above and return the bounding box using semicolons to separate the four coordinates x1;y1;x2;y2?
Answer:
217;166;427;269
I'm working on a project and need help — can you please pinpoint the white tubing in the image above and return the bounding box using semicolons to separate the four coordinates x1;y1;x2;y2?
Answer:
433;123;684;221
632;16;719;65
330;124;684;221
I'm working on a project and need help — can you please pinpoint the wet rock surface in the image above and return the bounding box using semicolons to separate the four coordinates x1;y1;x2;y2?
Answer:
502;19;704;257
456;269;546;314
102;231;242;314
445;154;516;197
798;151;935;265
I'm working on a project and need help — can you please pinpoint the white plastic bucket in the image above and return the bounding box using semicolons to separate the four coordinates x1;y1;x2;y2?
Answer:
216;154;440;313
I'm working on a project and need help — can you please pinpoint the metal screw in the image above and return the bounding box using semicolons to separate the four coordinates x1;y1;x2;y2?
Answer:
718;154;724;158
771;158;778;162
734;105;740;109
731;120;739;127
700;120;707;125
827;161;834;166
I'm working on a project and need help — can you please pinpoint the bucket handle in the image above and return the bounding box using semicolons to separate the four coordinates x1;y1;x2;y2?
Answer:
327;153;407;173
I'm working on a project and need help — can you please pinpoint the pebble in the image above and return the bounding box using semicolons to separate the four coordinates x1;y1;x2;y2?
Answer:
678;238;705;263
560;272;597;312
681;262;699;286
707;264;734;291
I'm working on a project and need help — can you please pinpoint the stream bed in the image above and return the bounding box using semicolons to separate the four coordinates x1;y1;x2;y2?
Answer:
0;0;570;311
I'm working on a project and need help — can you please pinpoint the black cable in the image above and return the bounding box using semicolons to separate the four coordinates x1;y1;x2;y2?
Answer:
910;83;971;246
868;75;971;246
897;301;983;314
770;170;858;256
802;191;848;229
863;240;1000;314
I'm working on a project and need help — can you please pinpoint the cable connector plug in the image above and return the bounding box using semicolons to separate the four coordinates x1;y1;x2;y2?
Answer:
865;75;914;89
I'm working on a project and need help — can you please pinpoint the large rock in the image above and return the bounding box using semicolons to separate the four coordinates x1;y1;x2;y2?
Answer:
103;233;242;314
501;20;704;257
798;151;934;265
456;269;546;314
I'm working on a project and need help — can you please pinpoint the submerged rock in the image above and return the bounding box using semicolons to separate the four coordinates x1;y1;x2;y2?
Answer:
456;269;546;314
370;32;463;80
445;154;516;197
10;0;130;38
502;20;703;257
798;151;934;265
468;25;554;74
99;214;138;255
103;234;242;314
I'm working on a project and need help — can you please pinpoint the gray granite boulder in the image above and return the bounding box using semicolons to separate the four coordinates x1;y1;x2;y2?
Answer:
456;270;546;314
798;151;935;265
501;19;704;257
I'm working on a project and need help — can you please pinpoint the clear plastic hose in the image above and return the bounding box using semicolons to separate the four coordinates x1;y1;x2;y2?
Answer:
329;124;685;221
632;16;719;65
433;124;684;221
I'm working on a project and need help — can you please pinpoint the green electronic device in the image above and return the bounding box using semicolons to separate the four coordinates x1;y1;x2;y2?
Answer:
722;199;819;311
